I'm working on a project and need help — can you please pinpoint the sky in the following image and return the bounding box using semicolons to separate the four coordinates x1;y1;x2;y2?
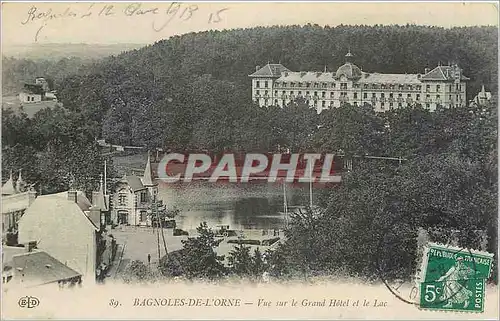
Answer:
1;1;499;46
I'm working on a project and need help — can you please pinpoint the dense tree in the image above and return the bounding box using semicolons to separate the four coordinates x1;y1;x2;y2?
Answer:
158;223;226;280
227;243;253;277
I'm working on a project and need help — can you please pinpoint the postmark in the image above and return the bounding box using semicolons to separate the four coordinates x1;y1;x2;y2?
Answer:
416;242;494;312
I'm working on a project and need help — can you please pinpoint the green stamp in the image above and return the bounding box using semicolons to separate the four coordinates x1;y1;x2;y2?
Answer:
417;243;494;312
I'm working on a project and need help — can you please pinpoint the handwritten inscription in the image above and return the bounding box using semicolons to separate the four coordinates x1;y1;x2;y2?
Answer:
21;2;230;41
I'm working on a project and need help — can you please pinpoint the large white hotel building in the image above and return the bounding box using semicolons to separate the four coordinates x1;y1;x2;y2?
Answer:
249;52;469;113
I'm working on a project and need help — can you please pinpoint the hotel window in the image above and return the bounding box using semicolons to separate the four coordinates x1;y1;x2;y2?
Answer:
407;94;411;98
389;93;393;98
306;83;311;88
449;84;452;91
436;95;440;100
390;103;394;108
275;90;278;96
381;93;385;98
314;83;319;88
265;81;268;88
290;83;295;88
282;82;287;87
298;83;302;87
399;93;403;97
449;95;452;100
372;93;376;98
332;83;336;88
330;92;334;98
306;100;309;105
389;84;395;90
265;90;268;96
436;85;441;92
426;84;430;92
306;91;310;96
398;103;402;108
417;85;422;91
340;83;347;90
364;84;368;89
314;91;318;97
353;93;358;99
256;81;260;88
274;99;278;105
381;102;385;108
399;84;404;90
322;92;326;98
290;91;294;96
140;192;147;203
322;83;327;88
322;101;326;107
264;99;268;106
363;93;368;99
381;84;386;89
140;211;147;222
256;90;260;96
416;94;420;100
282;91;286;96
408;85;413;90
426;103;430;109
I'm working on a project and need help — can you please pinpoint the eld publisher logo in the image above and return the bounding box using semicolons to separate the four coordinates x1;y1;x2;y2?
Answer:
18;296;40;309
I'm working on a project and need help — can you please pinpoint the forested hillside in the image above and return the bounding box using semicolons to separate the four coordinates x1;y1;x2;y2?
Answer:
52;24;497;150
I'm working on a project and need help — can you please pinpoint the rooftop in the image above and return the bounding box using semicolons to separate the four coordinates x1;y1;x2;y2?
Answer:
12;251;81;287
420;65;470;81
249;63;291;78
358;73;422;84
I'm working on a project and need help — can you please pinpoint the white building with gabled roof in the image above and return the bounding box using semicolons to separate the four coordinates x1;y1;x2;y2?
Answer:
18;190;100;284
249;51;469;113
110;153;159;226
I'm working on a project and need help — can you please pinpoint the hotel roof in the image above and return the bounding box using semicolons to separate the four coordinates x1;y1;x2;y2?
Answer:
420;65;470;81
358;73;422;84
249;63;291;78
277;71;336;82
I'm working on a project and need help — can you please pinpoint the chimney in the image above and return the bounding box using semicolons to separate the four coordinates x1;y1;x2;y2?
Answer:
28;190;37;206
284;71;289;77
424;68;430;74
300;71;306;77
92;191;100;207
89;206;102;230
27;241;37;252
255;65;260;71
68;190;77;203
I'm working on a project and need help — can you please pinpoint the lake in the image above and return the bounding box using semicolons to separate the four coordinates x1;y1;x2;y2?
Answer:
156;181;319;230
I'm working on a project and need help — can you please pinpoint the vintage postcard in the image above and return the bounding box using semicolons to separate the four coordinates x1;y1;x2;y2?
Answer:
1;1;498;320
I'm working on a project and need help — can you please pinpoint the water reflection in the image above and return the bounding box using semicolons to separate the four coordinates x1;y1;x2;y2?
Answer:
157;181;314;230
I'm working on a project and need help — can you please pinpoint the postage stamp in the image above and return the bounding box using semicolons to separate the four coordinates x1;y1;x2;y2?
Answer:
416;243;494;312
